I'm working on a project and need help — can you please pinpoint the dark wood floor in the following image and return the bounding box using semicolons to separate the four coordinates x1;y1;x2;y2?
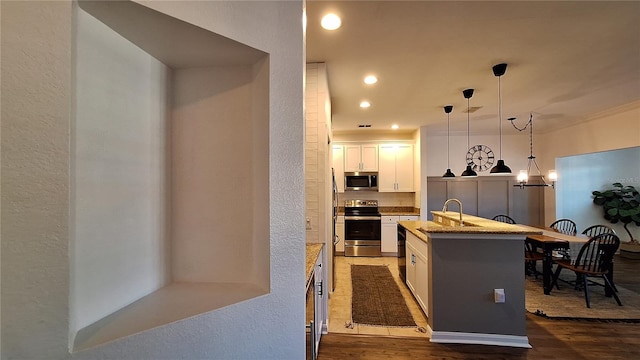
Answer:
317;254;640;360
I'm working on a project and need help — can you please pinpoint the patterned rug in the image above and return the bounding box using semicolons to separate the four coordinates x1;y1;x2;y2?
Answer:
350;265;417;327
525;274;640;322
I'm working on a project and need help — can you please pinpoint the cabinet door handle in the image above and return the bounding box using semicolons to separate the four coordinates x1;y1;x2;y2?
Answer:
318;281;323;296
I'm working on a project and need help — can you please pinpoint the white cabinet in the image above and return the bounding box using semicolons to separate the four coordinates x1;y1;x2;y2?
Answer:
332;145;345;193
381;216;399;254
406;231;428;316
400;215;419;221
405;242;416;295
344;144;378;172
335;216;345;253
306;246;326;359
378;144;413;192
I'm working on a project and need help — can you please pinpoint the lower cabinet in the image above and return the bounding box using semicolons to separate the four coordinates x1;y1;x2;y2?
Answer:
381;216;399;254
306;246;325;360
406;232;428;317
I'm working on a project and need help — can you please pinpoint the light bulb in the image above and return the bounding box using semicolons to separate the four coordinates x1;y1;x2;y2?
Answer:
321;14;341;30
517;170;529;183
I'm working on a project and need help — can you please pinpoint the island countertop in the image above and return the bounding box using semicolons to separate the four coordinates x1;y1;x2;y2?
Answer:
399;211;541;242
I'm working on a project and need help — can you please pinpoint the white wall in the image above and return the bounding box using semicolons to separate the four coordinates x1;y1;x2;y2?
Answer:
424;132;533;177
540;102;640;224
422;102;640;225
72;6;171;335
1;1;304;359
556;147;640;242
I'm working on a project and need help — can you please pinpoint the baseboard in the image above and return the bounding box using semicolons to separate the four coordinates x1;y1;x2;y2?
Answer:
430;330;531;348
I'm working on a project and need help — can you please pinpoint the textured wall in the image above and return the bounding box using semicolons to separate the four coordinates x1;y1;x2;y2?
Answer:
1;1;72;357
1;1;304;358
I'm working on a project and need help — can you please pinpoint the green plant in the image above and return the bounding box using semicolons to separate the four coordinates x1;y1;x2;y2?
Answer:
592;183;640;243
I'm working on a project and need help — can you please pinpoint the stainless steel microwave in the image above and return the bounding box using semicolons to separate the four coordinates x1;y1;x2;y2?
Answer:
344;172;378;191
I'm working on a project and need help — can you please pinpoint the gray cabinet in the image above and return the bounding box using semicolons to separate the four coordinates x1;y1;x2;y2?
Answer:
426;175;544;226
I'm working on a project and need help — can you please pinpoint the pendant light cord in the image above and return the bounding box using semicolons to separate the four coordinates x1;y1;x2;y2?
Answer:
509;113;546;182
467;97;470;150
447;113;451;168
498;75;503;158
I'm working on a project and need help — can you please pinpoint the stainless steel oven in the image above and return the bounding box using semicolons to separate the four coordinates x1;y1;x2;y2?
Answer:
344;200;381;257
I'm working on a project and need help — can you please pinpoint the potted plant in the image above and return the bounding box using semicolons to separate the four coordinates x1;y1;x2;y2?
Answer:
592;183;640;259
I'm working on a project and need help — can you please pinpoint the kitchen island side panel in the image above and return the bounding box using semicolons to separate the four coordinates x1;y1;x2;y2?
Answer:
428;234;526;336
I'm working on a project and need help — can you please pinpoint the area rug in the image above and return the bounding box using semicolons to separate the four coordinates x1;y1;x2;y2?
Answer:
525;274;640;322
350;264;416;327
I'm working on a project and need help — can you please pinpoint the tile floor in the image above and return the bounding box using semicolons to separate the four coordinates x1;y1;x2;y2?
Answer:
328;255;429;338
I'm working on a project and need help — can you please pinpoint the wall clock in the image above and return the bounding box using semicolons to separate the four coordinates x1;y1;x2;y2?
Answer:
466;144;495;172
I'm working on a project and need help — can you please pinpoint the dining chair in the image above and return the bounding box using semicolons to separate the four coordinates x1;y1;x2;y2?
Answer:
550;218;577;236
550;232;622;308
582;224;616;238
492;215;516;224
494;214;541;277
524;240;544;278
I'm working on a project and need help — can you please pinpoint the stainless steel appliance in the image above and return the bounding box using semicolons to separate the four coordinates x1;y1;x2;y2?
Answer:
344;199;381;256
397;224;407;282
344;172;378;191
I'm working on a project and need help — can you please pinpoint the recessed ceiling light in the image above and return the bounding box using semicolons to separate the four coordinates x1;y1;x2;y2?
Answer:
321;14;341;30
359;101;371;108
364;75;378;85
391;124;399;130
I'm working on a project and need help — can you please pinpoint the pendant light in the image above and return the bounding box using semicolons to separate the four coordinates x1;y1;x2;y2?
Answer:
460;88;477;177
490;63;512;174
443;105;455;177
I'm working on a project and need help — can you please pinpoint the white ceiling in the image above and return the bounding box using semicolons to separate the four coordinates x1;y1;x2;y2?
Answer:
306;1;640;136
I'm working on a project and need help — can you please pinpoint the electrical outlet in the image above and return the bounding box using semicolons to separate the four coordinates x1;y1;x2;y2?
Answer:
494;288;505;303
306;217;312;230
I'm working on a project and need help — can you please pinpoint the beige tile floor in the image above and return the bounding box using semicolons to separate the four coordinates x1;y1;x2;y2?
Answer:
328;255;429;338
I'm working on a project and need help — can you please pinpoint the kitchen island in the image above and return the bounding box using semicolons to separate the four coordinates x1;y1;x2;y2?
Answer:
399;211;541;348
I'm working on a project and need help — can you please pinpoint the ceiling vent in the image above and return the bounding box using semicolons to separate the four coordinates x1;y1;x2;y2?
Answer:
358;124;372;128
463;106;483;113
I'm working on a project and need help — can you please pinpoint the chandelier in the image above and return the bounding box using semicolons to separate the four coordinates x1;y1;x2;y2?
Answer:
508;114;557;188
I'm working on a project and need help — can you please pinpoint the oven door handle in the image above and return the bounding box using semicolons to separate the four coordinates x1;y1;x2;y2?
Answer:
344;216;381;221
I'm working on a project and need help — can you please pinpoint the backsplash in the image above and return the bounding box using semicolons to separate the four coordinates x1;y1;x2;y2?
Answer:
337;191;415;206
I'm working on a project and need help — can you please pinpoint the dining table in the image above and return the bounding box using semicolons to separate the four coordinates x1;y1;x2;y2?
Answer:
517;225;590;295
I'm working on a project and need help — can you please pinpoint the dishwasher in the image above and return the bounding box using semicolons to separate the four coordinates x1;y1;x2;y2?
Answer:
397;224;407;283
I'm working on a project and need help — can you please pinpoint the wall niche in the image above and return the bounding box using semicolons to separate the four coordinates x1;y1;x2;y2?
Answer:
72;1;269;351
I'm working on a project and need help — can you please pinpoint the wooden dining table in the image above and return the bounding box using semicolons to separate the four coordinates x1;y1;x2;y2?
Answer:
518;225;590;295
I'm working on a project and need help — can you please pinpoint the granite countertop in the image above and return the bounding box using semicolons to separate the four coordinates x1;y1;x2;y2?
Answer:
306;243;324;288
398;211;541;242
378;207;420;216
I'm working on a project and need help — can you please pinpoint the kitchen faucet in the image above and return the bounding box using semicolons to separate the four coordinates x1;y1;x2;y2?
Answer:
442;198;464;226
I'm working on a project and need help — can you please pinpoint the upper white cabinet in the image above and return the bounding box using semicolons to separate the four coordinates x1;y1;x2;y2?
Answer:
332;145;345;193
344;144;378;172
378;144;413;192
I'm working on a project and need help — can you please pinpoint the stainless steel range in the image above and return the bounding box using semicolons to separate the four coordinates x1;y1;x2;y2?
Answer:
344;199;381;257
